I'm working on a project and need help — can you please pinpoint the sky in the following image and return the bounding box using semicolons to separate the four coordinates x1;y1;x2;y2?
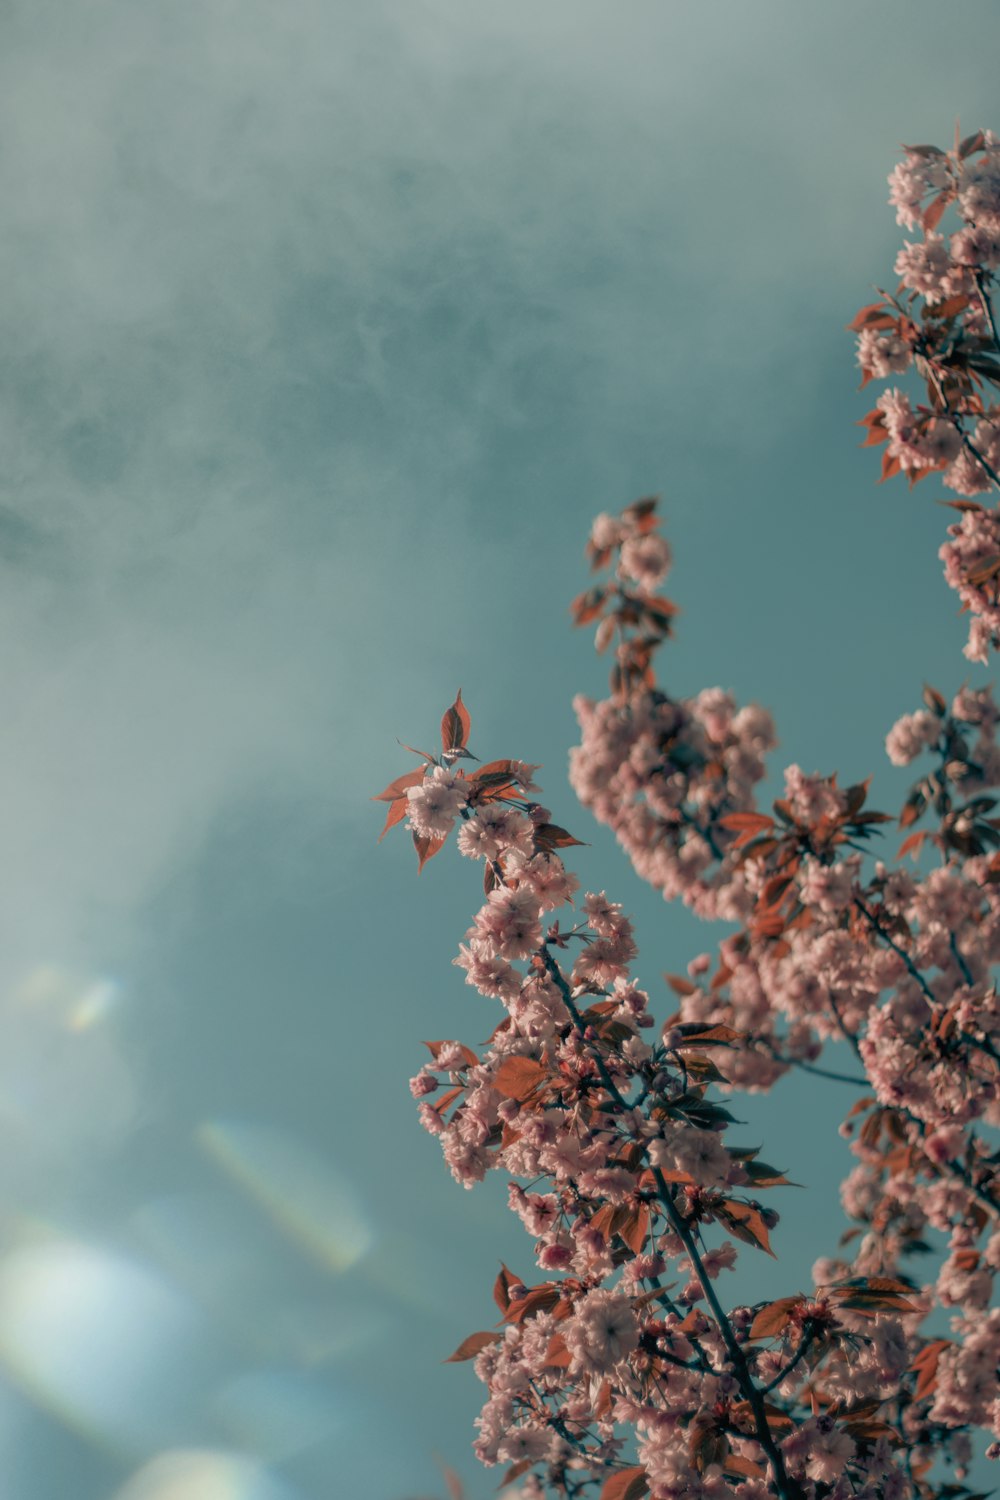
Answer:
0;2;999;1496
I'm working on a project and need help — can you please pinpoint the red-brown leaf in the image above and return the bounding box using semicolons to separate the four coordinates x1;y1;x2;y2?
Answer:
847;302;895;334
959;130;986;159
373;766;427;802
442;1465;463;1500
719;812;775;838
618;1204;650;1256
600;1468;649;1500
441;690;471;753
493;1263;523;1313
377;796;410;842
880;450;902;484
966;553;1000;587
750;1296;805;1339
718;1200;776;1257
501;1459;535;1486
534;822;586;850
922;189;954;231
492;1056;548;1102
897;830;929;862
445;1330;501;1362
571;586;609;627
413;831;447;872
911;1338;952;1401
664;972;697;996
543;1333;572;1368
724;1456;765;1481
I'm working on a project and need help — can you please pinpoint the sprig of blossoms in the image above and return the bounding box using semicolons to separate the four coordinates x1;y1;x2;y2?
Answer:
379;694;949;1500
853;129;1000;660
563;499;1000;1495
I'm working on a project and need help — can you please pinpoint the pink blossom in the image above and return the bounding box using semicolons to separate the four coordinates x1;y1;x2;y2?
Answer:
619;532;672;591
649;1126;732;1189
894;233;957;304
959;149;1000;229
885;708;941;765
563;1288;639;1375
406;766;468;839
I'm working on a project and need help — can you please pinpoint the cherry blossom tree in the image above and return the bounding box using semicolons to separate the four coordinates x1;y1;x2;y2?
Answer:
380;129;1000;1500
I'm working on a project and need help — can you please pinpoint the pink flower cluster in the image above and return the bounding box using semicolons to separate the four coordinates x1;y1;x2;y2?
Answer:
383;679;999;1500
384;131;1000;1500
570;687;776;921
939;501;1000;661
855;135;1000;549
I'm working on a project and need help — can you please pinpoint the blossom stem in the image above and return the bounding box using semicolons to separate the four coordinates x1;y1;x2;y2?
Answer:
759;1329;815;1396
827;990;864;1062
540;946;630;1111
961;432;1000;492
777;1052;868;1087
649;1165;796;1500
853;898;939;1009
541;944;795;1500
907;1116;999;1221
974;270;1000;354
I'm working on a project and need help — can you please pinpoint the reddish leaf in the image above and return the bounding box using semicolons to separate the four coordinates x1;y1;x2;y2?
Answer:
534;822;586;851
664;972;697;996
493;1263;523;1314
571;585;609;626
719;812;774;842
897;830;929;862
413;831;447;872
501;1459;535;1486
760;873;794;907
847;302;896;334
673;1022;744;1047
938;497;986;513
373;766;427;802
743;1160;793;1187
432;1086;464;1117
441;690;471;754
724;1455;765;1481
922;188;954;231
377;796;411;842
492;1056;548;1102
442;1465;463;1500
829;1278;918;1315
617;1204;650;1256
445;1330;501;1363
600;1468;649;1500
504;1283;563;1324
879;449;902;483
966;553;1000;587
928;293;970;321
717;1200;776;1257
543;1333;572;1368
752;909;787;940
750;1296;805;1339
911;1338;952;1401
594;1379;613;1420
959;130;986;159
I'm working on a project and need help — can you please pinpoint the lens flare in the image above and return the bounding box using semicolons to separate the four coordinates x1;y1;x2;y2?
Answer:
198;1121;372;1274
111;1449;300;1500
0;1237;222;1453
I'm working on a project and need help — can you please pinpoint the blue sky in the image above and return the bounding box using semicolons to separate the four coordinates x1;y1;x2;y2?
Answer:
1;3;999;1496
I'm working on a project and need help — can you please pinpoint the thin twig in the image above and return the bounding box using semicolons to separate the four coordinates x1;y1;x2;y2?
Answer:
542;942;796;1500
974;270;1000;355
